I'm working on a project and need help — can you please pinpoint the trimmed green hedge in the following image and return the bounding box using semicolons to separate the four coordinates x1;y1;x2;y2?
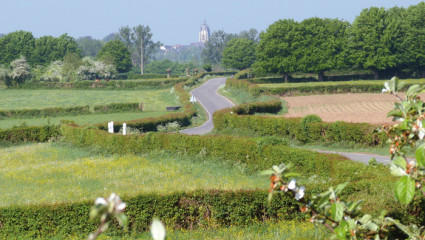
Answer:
213;109;387;146
93;103;141;113
258;79;425;96
0;190;300;238
8;78;187;90
0;106;90;119
0;125;60;142
232;100;282;115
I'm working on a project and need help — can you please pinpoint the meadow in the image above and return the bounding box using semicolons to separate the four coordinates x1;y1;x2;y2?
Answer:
0;89;176;110
0;142;267;207
0;88;180;129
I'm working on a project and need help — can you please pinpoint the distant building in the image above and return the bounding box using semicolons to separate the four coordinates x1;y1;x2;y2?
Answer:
199;20;210;43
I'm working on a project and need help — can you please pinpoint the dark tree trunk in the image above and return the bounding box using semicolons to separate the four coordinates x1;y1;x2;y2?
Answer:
318;71;325;82
421;70;425;78
283;73;289;83
373;70;379;80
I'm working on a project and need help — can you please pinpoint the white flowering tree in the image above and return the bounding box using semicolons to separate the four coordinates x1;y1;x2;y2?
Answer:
77;57;116;80
41;60;64;82
8;56;30;86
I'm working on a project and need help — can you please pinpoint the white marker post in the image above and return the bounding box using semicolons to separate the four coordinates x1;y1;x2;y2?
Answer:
108;121;114;133
190;95;197;103
123;123;127;135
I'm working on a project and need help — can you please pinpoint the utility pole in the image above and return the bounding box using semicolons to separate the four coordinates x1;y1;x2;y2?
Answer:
141;37;144;75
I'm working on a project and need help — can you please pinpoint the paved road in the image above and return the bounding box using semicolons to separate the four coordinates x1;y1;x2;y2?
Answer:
317;150;392;165
180;77;234;135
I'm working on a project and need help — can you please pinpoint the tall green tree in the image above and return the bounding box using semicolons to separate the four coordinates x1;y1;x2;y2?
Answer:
0;31;35;65
118;25;161;74
239;28;259;43
76;37;104;57
32;34;81;66
222;38;256;70
254;19;299;83
296;17;349;81
202;30;237;64
349;7;404;79
97;40;132;73
403;2;425;77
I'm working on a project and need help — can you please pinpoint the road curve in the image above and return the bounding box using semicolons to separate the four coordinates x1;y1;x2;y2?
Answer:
180;77;234;135
179;77;393;165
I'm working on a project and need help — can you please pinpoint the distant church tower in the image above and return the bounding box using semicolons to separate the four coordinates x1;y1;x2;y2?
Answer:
199;20;210;43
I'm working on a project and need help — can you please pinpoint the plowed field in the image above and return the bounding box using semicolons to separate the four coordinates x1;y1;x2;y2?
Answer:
282;93;417;124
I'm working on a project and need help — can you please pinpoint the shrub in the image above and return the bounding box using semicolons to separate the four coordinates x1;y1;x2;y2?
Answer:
297;114;322;143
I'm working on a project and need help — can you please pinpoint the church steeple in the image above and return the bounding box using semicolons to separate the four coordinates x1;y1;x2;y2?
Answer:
199;20;210;43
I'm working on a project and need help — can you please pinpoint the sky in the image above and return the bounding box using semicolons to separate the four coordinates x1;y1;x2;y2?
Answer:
0;0;423;46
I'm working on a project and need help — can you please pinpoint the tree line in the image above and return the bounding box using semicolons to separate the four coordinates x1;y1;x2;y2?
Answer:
220;3;425;81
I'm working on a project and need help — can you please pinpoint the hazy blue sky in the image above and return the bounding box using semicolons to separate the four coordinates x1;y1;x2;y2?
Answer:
1;0;423;45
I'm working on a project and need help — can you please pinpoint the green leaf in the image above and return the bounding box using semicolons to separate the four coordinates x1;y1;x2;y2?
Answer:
359;214;372;224
393;156;407;170
400;119;409;130
267;191;274;204
416;144;425;167
363;222;379;232
283;172;300;178
331;202;344;222
334;222;349;240
390;163;407;177
259;170;275;176
334;182;349;195
386;109;403;117
406;84;420;98
394;176;416;204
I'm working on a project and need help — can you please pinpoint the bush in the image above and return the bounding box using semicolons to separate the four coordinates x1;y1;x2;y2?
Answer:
297;115;322;143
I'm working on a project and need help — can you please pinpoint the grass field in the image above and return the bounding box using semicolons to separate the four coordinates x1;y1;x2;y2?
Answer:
0;142;267;207
0;89;177;111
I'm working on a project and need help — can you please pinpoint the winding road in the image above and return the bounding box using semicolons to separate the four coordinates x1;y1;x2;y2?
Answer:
180;77;392;165
180;77;234;135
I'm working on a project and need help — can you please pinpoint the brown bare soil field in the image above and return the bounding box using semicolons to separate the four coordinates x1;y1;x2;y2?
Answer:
282;93;421;124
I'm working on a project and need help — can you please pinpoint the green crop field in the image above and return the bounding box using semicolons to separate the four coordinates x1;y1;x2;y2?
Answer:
0;89;177;110
0;142;267;207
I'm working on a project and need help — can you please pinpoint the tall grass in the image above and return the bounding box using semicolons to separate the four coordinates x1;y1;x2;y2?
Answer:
0;143;267;207
39;221;330;239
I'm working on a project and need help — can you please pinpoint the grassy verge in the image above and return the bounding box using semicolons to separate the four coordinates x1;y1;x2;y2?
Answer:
0;142;267;207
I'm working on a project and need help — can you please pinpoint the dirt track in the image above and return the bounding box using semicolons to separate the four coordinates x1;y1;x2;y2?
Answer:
282;93;411;124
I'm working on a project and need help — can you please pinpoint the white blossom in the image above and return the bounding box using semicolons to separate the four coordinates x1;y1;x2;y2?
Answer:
295;186;305;200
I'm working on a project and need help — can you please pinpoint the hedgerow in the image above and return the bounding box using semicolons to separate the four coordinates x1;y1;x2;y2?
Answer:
0;125;60;142
213;108;387;146
0;190;300;238
7;78;187;89
0;105;90;119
